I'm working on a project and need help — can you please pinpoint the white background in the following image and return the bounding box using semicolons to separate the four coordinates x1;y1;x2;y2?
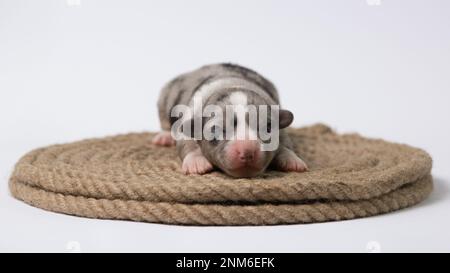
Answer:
1;0;449;252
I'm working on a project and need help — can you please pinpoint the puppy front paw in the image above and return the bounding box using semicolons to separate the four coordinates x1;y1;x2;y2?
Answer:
272;148;308;172
182;152;213;175
152;131;175;147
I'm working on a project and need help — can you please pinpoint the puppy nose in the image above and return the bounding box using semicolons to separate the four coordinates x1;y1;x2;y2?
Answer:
238;149;255;162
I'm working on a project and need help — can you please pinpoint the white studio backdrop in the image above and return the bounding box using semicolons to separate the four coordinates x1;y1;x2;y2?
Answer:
0;0;449;252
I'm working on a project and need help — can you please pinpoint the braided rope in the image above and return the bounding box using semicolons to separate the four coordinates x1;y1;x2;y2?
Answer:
9;124;433;225
9;175;432;225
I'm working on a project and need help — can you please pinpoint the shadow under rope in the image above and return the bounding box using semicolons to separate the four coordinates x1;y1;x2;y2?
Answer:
417;176;449;208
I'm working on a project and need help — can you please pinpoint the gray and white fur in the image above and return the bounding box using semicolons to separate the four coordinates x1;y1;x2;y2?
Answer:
153;63;307;178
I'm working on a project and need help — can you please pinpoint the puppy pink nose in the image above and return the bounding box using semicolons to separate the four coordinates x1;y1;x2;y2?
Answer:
231;140;260;163
238;149;255;162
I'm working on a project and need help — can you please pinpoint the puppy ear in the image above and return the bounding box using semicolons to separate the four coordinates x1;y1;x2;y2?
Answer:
178;118;205;139
279;109;294;129
180;118;195;138
171;116;194;139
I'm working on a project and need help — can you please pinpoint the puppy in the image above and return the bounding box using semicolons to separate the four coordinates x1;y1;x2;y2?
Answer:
153;63;308;177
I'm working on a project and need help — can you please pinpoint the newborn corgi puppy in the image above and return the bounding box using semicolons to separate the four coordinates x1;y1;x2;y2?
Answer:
153;63;308;177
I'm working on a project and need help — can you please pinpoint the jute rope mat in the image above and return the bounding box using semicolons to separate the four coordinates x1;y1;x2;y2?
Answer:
9;124;433;226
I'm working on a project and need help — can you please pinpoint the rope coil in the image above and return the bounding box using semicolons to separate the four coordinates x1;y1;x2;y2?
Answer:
9;124;433;225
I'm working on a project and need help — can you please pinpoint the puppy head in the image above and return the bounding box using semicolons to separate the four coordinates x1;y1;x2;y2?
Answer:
178;90;294;178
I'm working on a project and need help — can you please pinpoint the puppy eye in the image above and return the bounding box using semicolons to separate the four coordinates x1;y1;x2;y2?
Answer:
210;125;221;144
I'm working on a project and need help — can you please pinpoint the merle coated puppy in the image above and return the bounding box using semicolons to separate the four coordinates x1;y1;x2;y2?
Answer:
153;63;308;178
